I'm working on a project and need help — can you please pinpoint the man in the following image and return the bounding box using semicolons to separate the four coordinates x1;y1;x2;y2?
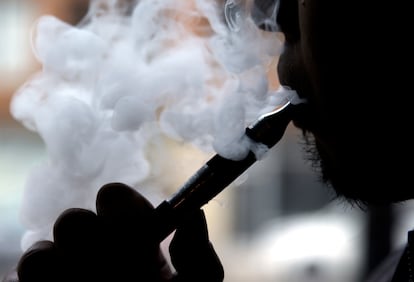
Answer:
4;0;412;281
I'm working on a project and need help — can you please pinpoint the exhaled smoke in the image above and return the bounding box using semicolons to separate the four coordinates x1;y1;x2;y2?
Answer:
11;0;294;251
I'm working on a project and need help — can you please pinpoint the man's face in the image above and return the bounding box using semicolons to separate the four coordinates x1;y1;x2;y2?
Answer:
268;0;412;204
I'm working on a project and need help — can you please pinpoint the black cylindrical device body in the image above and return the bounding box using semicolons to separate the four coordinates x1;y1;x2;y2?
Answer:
154;101;296;242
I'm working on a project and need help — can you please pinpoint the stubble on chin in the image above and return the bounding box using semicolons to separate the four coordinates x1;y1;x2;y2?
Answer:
299;131;368;209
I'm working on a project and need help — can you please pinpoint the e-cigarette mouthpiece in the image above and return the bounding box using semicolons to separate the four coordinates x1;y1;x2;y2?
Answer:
154;99;300;242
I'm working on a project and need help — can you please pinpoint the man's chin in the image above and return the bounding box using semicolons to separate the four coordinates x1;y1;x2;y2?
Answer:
324;175;411;207
303;138;412;206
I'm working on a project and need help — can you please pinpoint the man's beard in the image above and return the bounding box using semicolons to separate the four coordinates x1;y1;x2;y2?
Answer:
299;131;369;209
300;129;413;207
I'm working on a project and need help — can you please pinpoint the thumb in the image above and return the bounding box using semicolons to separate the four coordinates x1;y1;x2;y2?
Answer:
169;209;224;282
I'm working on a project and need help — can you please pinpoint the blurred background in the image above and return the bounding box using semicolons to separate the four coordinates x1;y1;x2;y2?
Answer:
0;0;412;281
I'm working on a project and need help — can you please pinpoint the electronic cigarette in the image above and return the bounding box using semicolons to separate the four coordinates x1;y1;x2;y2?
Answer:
154;99;300;241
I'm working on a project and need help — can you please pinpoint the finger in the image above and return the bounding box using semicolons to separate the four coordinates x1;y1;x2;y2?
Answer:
17;240;60;282
96;182;154;218
96;182;156;241
53;208;100;253
52;208;102;281
170;209;224;282
95;182;173;280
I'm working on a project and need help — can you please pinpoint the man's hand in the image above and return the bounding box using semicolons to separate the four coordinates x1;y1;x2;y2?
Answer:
3;183;224;282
